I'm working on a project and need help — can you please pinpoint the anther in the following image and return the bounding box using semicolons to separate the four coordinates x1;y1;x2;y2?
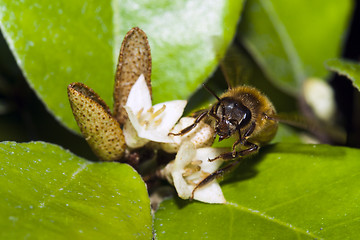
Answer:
151;105;166;120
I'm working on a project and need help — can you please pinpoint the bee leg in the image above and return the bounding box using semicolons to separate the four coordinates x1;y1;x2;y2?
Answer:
233;142;259;158
243;122;256;138
207;130;243;162
229;122;256;157
209;141;258;162
191;142;258;199
231;131;241;149
213;122;256;161
190;160;241;200
168;110;208;136
208;105;221;121
231;128;243;152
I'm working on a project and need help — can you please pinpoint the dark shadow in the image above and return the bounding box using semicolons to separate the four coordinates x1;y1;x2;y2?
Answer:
220;144;273;186
173;195;191;209
217;141;346;187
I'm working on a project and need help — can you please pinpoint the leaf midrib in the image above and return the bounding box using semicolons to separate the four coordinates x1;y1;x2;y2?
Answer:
226;202;321;239
35;162;91;209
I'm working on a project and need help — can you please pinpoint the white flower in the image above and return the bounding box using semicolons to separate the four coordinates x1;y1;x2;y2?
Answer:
160;117;215;153
123;74;187;148
162;141;227;204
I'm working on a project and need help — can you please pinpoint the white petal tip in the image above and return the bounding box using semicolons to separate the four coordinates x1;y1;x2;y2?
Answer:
193;182;226;204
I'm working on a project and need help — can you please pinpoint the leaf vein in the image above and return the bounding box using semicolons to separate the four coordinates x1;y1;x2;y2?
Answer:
226;202;321;239
37;162;91;208
326;216;360;230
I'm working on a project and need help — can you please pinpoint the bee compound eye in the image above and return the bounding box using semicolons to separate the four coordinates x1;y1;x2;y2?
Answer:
239;107;252;128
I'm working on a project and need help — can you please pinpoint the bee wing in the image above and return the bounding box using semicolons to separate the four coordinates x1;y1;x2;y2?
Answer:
113;27;152;125
220;44;252;89
270;113;346;144
68;83;126;161
269;113;313;131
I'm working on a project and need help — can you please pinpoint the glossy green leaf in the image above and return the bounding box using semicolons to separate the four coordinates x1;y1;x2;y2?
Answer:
0;0;244;132
154;143;360;239
238;0;353;94
325;58;360;92
0;141;151;239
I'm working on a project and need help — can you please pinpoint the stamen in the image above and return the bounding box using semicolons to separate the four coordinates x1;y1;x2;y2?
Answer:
145;121;151;129
153;118;163;126
182;161;201;177
200;171;210;179
191;160;202;166
182;168;194;177
151;105;166;120
136;107;144;120
185;178;196;185
147;106;154;114
142;120;150;129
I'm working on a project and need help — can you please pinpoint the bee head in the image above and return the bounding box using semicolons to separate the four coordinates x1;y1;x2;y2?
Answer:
215;119;237;141
214;97;252;141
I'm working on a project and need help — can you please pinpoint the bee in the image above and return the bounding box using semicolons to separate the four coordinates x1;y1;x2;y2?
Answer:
170;82;278;198
172;85;277;157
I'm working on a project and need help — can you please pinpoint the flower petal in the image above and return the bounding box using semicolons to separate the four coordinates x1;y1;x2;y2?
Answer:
125;100;187;143
161;117;215;153
191;147;226;204
123;119;150;148
172;141;196;199
125;74;152;114
151;100;187;133
195;147;225;173
170;142;227;203
135;100;187;142
193;181;226;204
124;74;187;144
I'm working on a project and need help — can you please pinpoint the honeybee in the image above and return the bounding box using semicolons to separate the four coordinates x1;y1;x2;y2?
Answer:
171;85;278;157
169;83;278;197
170;47;280;197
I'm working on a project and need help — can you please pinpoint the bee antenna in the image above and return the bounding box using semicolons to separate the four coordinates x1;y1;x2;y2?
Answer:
202;84;221;101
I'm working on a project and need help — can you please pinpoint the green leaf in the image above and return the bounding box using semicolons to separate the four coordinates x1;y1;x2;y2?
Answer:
186;44;297;116
0;141;151;239
0;0;244;132
238;0;353;94
325;58;360;92
154;143;360;239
